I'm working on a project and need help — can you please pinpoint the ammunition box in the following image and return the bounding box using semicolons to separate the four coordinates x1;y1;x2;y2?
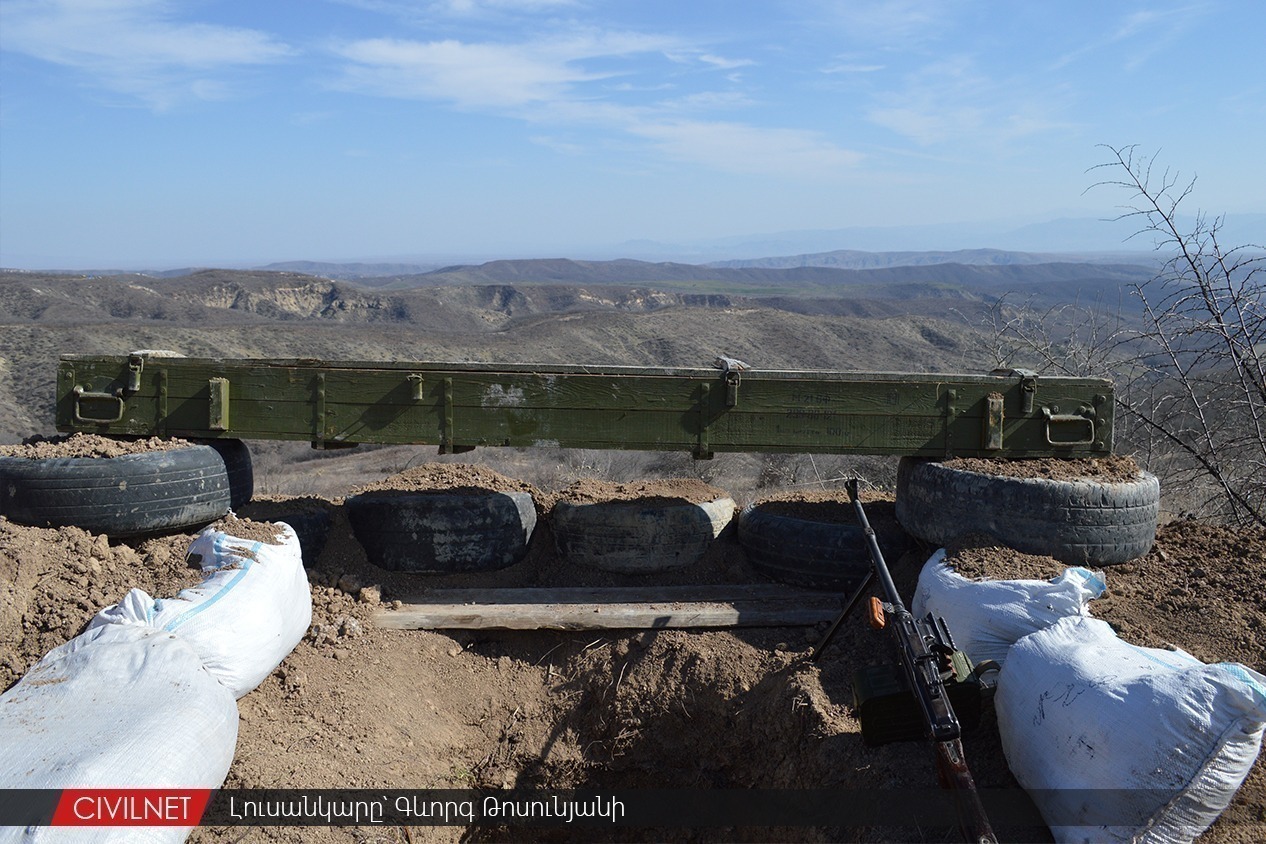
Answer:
852;652;982;746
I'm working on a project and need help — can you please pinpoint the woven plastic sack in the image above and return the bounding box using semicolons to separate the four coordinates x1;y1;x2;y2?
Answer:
912;548;1105;666
89;521;311;699
996;615;1266;842
0;622;238;843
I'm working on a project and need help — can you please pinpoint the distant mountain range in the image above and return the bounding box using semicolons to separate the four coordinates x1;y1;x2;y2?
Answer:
8;213;1259;276
603;213;1265;262
705;248;1162;270
337;258;1157;315
237;247;1162;283
3;254;1159;308
256;260;445;278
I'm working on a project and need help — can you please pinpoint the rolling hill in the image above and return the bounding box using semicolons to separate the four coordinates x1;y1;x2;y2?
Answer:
0;254;1157;443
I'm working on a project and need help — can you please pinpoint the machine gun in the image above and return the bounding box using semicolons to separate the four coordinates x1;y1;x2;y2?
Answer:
812;479;996;844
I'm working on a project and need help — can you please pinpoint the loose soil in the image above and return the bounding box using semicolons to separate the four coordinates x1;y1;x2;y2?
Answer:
551;477;730;506
0;432;192;459
941;535;1071;582
210;514;287;546
352;463;541;498
0;518;205;688
0;463;1263;843
943;454;1143;482
753;487;897;526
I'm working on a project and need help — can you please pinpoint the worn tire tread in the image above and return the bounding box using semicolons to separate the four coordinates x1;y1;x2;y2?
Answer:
551;497;734;573
895;457;1159;564
0;440;252;537
345;491;537;573
737;502;908;591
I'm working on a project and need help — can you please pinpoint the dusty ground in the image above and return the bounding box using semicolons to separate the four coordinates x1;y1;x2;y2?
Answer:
1;459;1263;843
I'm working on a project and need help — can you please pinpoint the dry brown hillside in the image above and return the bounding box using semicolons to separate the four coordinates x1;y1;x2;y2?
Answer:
0;269;1001;444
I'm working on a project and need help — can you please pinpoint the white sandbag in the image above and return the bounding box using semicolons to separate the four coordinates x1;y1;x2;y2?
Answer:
89;521;312;699
911;548;1105;667
0;622;238;843
996;615;1266;843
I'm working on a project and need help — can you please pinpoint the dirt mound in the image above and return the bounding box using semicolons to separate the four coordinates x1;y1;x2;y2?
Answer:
1095;520;1266;669
352;462;541;497
936;521;1266;673
943;454;1142;482
751;487;896;526
209;513;287;545
551;477;729;506
941;535;1070;581
0;513;305;689
0;432;191;458
0;518;203;688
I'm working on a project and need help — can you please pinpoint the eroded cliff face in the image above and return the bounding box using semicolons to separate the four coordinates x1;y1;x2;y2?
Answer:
150;275;726;325
169;277;396;321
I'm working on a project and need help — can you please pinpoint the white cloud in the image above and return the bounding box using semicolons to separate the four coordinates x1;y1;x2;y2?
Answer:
332;27;858;180
333;31;678;108
810;0;958;45
659;91;755;111
335;38;597;108
529;135;587;156
608;81;675;93
664;50;756;73
1116;6;1206;71
628;120;863;177
698;54;756;71
436;0;581;13
1;0;292;108
822;62;885;74
867;56;983;144
1052;3;1208;71
867;55;1068;147
332;0;579;18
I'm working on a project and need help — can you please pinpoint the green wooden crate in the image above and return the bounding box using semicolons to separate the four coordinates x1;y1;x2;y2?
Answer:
57;354;1113;458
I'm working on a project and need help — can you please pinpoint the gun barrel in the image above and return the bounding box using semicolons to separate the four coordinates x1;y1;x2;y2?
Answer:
845;478;905;610
845;478;997;844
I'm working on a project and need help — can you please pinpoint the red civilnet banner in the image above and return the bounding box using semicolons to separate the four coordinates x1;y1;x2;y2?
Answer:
51;789;213;826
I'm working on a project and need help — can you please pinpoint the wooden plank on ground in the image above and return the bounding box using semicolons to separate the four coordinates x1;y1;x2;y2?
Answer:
374;584;845;631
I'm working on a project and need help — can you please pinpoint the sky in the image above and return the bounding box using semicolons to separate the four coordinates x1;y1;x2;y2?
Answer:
1;0;1263;269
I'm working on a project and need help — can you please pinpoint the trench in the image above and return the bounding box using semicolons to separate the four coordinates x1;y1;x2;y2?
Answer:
265;503;1047;844
425;622;1040;844
475;634;829;791
450;629;847;843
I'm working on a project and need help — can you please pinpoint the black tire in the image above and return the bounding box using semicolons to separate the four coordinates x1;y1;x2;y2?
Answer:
737;500;909;591
0;439;253;537
345;490;537;573
551;497;735;573
895;457;1159;565
205;438;254;510
238;497;332;567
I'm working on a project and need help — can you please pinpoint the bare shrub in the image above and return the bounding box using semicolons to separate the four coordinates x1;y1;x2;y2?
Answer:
980;145;1264;526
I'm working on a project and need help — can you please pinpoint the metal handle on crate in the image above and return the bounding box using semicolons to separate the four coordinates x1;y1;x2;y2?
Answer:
72;386;125;424
1043;407;1095;446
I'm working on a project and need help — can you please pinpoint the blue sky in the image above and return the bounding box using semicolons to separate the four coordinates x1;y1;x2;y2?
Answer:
1;0;1263;268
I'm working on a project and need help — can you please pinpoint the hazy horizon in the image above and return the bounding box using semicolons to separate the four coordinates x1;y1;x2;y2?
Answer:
2;2;1263;270
13;210;1266;274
